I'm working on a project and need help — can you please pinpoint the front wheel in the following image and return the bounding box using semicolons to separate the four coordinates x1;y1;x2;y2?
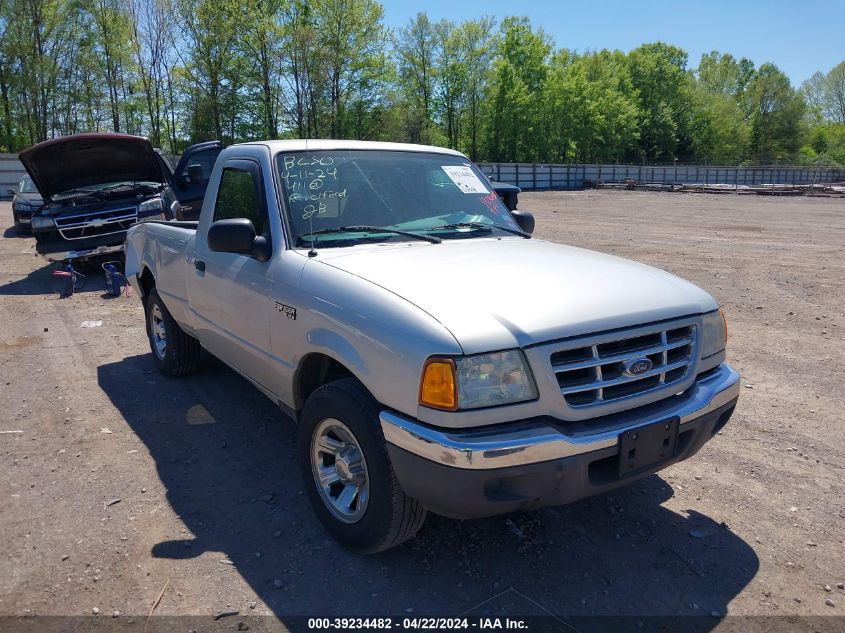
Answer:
145;289;201;376
298;378;427;553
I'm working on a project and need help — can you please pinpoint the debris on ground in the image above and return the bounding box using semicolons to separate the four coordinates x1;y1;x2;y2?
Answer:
214;610;240;620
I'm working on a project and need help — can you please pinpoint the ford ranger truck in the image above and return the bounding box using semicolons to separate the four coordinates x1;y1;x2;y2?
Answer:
124;140;740;554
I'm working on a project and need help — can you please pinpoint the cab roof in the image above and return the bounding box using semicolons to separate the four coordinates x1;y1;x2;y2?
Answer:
239;139;466;157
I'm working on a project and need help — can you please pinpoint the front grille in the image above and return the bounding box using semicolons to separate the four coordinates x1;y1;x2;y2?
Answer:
55;206;138;240
551;323;697;408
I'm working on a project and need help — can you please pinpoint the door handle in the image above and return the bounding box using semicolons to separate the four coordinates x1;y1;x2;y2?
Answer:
194;259;206;272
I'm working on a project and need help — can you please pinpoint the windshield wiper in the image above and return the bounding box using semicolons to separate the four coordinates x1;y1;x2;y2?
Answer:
427;222;530;238
299;225;441;245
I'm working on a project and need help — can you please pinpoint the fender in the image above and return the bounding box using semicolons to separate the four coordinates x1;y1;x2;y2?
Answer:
302;328;370;383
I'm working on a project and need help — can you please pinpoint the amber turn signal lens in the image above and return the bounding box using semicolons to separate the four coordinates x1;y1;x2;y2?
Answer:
720;308;728;340
419;359;457;410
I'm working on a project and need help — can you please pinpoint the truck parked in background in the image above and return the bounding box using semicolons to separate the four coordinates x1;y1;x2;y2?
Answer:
19;133;220;262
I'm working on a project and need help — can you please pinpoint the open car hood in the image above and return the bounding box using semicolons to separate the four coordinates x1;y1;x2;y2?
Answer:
19;133;166;200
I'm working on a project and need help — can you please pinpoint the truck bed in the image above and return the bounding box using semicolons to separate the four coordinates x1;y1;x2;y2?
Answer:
124;219;199;333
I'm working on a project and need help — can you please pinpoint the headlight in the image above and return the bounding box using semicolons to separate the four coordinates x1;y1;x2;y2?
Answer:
30;216;55;229
701;309;727;357
138;197;164;217
420;350;538;410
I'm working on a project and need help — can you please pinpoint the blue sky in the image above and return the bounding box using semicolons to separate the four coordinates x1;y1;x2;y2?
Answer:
379;0;844;86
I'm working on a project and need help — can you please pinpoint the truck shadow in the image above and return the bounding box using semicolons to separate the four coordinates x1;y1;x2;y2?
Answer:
97;354;758;625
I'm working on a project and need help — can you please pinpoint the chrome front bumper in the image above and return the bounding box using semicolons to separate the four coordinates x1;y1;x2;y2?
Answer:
380;363;740;470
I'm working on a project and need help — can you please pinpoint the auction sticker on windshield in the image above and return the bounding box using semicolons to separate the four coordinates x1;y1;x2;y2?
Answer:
441;165;489;194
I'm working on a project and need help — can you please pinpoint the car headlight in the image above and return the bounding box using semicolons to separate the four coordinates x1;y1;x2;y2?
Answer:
30;216;55;229
420;350;538;411
138;197;164;217
700;309;727;358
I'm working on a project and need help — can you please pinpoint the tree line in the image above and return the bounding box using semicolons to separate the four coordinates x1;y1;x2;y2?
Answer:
1;0;844;166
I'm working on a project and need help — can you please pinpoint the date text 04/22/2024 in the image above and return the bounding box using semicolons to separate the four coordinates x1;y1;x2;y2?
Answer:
306;618;529;630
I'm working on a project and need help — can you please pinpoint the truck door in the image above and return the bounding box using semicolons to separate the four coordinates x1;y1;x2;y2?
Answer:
171;141;224;220
188;157;275;393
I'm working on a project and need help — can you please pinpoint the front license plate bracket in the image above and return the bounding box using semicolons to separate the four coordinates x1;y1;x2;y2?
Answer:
618;417;679;477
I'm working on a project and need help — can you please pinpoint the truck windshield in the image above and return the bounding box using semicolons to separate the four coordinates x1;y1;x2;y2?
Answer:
275;150;521;247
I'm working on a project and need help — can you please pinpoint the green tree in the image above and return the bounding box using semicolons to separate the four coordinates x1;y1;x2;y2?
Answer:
697;51;755;100
802;61;845;124
85;0;136;132
689;85;749;163
484;16;550;162
240;0;287;139
395;12;436;143
177;0;243;141
457;16;495;160
748;63;805;163
627;42;692;161
279;0;325;138
314;0;388;138
543;50;640;162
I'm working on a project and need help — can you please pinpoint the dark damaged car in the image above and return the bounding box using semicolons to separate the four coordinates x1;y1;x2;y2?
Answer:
9;175;43;234
19;133;217;262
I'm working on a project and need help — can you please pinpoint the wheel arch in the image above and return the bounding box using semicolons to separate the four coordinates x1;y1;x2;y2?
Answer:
139;266;156;301
293;352;370;414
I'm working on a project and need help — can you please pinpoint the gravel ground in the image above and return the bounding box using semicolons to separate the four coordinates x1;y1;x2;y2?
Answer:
0;191;843;630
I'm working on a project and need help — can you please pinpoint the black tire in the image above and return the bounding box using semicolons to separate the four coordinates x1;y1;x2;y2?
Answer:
145;289;201;376
298;378;427;553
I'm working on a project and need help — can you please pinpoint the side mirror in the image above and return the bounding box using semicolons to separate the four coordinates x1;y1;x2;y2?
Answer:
187;164;204;184
7;189;16;196
207;218;271;262
511;210;535;235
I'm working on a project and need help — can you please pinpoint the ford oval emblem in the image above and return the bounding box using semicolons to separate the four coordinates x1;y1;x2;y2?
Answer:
623;358;653;377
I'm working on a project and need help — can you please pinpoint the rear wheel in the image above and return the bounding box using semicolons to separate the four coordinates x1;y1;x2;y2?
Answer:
145;289;201;376
298;378;427;553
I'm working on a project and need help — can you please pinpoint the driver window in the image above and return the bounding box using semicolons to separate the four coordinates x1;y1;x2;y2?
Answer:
213;166;268;236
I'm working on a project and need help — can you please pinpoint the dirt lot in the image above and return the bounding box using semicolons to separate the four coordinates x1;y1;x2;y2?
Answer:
0;190;843;629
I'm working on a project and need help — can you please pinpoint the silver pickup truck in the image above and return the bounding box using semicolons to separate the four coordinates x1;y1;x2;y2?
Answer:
125;140;739;553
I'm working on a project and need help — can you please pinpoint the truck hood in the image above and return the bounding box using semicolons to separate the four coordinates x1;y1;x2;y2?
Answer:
314;238;718;353
19;133;166;201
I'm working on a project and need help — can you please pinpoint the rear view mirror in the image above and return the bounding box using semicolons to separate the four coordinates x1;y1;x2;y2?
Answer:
511;210;535;235
208;218;270;262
